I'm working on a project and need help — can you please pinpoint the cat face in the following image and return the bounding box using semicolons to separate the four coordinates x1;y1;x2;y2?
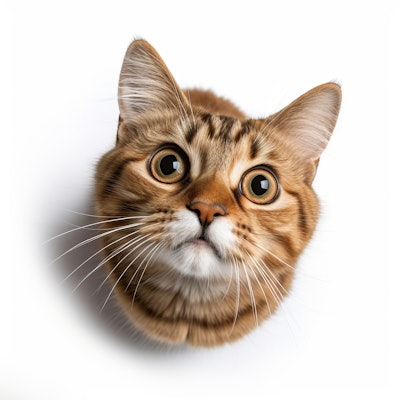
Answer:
95;40;341;346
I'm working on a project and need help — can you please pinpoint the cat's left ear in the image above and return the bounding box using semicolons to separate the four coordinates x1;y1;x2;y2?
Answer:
267;82;341;179
118;39;189;126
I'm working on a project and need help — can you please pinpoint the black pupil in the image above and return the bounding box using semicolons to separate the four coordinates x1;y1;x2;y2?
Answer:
160;154;179;176
251;175;269;196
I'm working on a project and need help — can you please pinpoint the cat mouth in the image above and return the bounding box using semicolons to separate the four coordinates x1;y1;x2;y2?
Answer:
174;235;222;259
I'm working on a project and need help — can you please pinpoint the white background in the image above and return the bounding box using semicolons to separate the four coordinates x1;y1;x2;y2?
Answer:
1;1;398;399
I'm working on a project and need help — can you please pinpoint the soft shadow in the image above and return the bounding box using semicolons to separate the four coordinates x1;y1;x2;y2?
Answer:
44;197;189;356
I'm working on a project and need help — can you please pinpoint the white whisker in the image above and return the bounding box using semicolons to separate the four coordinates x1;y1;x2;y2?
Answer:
230;256;241;336
101;234;162;312
96;233;156;294
72;232;153;293
221;258;234;301
62;209;143;219
244;251;272;316
253;257;281;309
131;241;165;304
50;221;146;265
63;228;139;285
44;216;146;245
253;256;301;342
242;261;258;327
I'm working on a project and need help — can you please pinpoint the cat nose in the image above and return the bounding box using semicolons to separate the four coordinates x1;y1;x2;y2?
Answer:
188;200;227;226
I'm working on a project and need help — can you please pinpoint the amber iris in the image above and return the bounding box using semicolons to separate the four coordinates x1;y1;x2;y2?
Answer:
148;146;188;184
240;166;280;204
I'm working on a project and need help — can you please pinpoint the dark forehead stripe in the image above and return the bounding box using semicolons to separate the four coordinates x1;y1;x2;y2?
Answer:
250;137;261;159
185;123;198;143
204;114;215;139
234;120;251;142
217;116;235;142
201;113;216;139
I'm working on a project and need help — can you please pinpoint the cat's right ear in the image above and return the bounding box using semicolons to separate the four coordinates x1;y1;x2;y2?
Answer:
266;82;341;182
117;40;189;127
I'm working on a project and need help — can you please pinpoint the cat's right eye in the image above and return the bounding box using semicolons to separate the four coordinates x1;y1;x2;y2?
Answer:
239;166;280;205
148;145;189;184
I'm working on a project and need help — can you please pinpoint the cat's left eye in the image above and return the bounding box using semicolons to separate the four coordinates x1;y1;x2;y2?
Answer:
148;145;189;184
239;166;280;205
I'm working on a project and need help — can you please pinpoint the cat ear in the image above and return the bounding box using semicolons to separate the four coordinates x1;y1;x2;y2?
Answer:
268;83;341;165
118;39;189;124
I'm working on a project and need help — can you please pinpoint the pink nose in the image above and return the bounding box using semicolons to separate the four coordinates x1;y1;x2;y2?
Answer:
188;201;227;226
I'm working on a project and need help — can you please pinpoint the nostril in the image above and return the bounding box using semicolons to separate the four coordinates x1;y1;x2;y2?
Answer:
193;208;201;218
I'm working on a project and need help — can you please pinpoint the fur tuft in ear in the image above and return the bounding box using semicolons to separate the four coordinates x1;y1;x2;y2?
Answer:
268;83;341;163
118;40;189;124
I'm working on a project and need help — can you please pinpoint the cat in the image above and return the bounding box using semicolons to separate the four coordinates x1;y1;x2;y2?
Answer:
94;39;341;347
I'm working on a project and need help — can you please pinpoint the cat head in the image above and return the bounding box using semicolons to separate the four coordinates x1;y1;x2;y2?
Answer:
94;40;341;346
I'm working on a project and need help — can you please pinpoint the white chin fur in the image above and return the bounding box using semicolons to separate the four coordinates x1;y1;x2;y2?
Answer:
159;210;236;279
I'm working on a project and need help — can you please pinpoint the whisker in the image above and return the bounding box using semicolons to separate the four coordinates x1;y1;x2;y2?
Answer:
251;250;315;343
101;234;162;312
244;251;272;316
65;222;162;291
96;233;156;294
62;222;122;232
253;256;301;342
229;256;241;336
62;228;140;285
250;240;296;271
44;216;146;244
50;221;146;265
250;253;289;312
252;257;281;310
242;261;258;327
221;258;234;301
246;249;286;298
258;258;290;298
262;246;323;281
62;209;148;219
126;240;163;292
131;241;165;304
72;232;153;293
243;238;320;281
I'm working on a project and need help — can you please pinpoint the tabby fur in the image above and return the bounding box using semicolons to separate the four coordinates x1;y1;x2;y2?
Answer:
94;40;341;347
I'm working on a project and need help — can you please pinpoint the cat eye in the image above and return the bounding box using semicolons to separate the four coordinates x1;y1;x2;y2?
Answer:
240;166;280;204
148;145;189;184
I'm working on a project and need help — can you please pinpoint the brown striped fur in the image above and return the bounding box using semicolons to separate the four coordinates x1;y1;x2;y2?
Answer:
95;40;341;347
